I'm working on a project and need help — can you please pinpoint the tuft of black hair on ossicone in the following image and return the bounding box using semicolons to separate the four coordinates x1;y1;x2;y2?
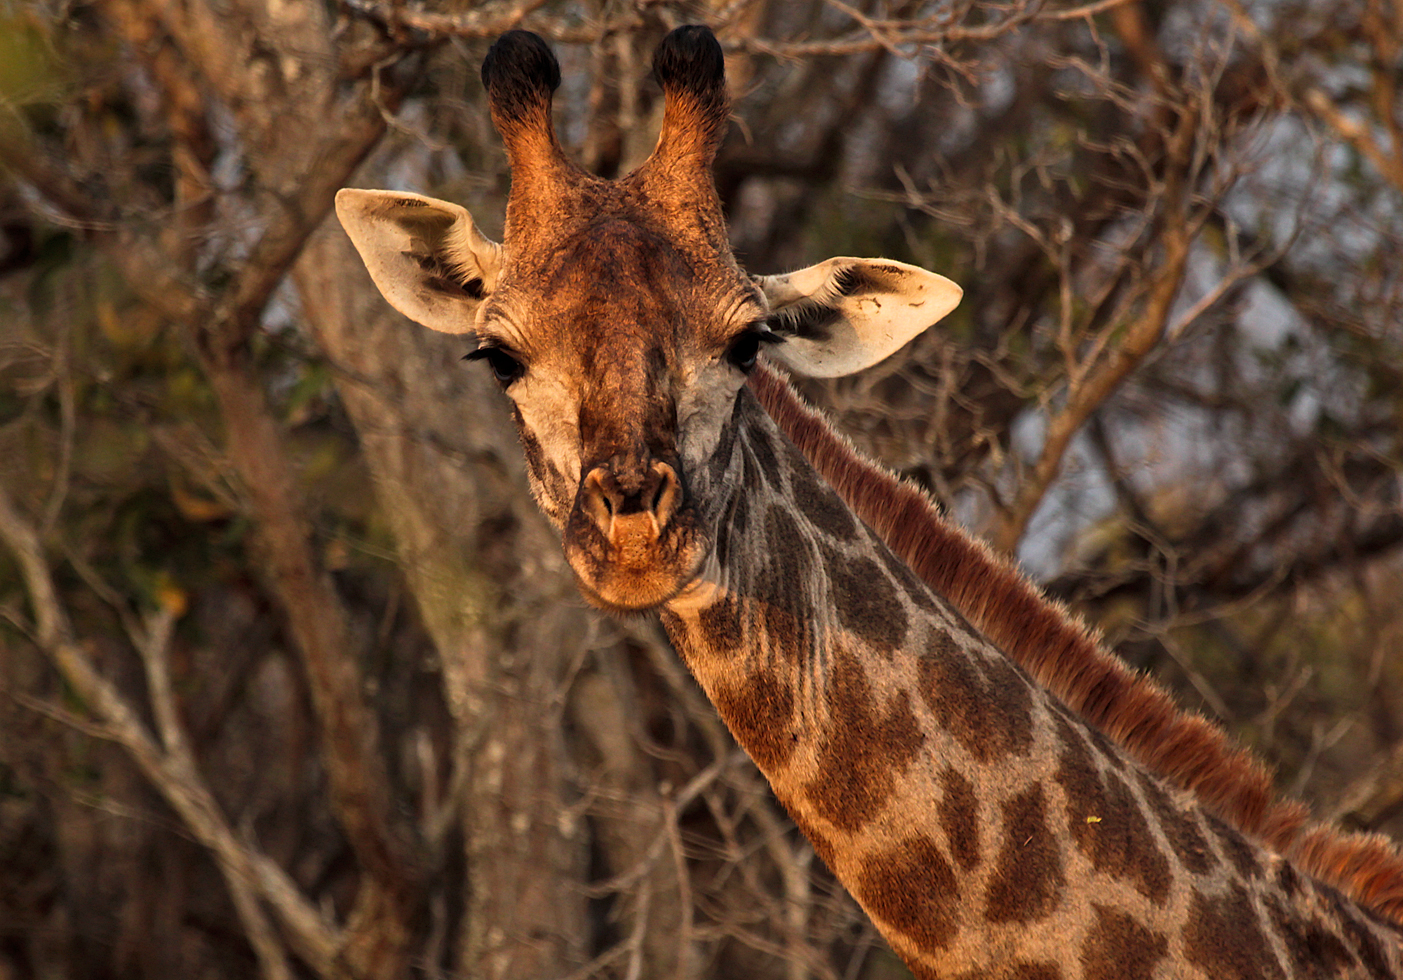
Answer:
481;30;561;115
652;25;725;95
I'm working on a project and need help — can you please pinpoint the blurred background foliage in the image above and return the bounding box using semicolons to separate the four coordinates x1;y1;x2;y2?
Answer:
1;0;1401;977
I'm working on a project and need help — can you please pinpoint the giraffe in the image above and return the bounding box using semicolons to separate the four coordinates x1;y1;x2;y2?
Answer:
335;25;1403;979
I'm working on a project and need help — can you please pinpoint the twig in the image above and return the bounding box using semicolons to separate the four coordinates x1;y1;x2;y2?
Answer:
40;328;74;536
0;480;339;979
339;0;557;42
992;96;1201;552
1041;0;1137;20
1329;739;1403;828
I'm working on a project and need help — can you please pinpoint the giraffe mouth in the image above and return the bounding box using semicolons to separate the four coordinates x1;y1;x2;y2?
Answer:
561;466;707;613
562;513;707;613
564;543;706;615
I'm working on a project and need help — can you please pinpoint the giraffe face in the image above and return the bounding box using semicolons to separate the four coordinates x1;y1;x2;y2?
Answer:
472;210;769;611
336;27;962;612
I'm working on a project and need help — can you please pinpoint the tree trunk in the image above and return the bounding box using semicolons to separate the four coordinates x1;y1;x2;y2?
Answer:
297;226;590;977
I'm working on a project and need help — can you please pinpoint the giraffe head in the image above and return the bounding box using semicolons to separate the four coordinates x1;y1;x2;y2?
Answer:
336;27;962;613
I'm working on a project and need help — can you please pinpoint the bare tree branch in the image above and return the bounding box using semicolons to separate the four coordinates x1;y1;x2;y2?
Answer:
992;98;1199;551
0;483;339;979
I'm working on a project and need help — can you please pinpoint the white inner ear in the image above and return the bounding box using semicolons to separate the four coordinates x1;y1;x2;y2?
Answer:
335;189;503;335
755;257;962;377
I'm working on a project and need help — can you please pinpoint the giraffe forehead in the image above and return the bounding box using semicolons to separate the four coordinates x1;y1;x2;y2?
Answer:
493;214;753;358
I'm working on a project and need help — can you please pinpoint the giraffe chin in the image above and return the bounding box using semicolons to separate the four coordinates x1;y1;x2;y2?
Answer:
569;569;692;615
562;521;706;614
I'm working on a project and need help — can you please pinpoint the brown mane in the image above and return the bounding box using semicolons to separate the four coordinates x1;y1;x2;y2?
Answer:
750;361;1403;928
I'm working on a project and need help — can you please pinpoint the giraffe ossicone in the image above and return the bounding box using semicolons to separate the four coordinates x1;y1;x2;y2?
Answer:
338;25;1403;979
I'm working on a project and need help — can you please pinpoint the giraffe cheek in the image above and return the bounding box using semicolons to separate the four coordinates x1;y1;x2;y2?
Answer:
512;415;578;527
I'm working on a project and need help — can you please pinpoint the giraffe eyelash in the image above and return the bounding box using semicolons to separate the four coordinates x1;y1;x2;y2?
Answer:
464;344;526;385
726;326;783;372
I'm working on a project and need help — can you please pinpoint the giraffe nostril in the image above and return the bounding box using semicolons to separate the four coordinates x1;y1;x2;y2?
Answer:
579;459;683;536
650;460;683;528
581;467;615;532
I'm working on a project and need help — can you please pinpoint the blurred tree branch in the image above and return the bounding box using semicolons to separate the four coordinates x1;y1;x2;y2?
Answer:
0;483;341;979
1222;0;1403;196
2;0;425;970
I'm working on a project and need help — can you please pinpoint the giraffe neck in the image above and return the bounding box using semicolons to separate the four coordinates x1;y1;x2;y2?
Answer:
749;363;1403;927
661;388;1403;979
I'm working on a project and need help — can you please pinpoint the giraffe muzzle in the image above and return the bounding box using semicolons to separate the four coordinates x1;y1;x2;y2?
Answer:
579;458;683;542
565;457;700;611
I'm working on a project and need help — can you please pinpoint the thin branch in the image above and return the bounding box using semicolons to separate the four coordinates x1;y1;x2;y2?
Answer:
198;343;421;971
40;329;74;536
992;101;1199;552
133;605;185;756
1302;88;1403;195
0;482;338;979
1218;0;1403;196
338;0;1136;60
1330;738;1403;829
338;0;555;42
1042;0;1138;20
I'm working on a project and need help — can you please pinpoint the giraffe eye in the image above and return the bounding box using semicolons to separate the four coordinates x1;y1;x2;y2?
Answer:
465;345;524;385
726;328;780;373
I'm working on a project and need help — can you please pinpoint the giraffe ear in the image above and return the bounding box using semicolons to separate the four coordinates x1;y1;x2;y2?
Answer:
335;188;503;335
755;258;962;377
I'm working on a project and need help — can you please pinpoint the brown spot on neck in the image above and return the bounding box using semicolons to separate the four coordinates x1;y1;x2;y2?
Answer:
917;632;1035;764
817;540;908;654
1261;890;1357;976
1184;885;1287;980
1051;714;1171;905
937;767;981;872
804;646;925;833
954;965;1062;980
1134;769;1218;876
712;667;797;771
853;835;961;953
1080;904;1169;980
984;784;1064;924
